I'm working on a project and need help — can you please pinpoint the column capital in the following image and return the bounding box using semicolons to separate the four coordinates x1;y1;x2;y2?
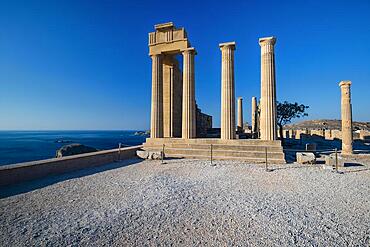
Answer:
237;97;243;101
259;37;276;46
219;41;236;50
339;80;352;87
181;47;197;55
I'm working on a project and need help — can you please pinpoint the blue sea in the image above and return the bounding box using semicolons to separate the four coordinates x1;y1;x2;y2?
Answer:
0;131;147;166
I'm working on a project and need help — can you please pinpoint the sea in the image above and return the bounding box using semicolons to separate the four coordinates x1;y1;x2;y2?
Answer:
0;131;147;166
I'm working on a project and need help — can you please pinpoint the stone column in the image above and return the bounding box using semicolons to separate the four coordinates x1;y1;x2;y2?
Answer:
220;42;236;140
339;81;353;155
182;48;196;139
259;37;277;140
237;97;243;132
150;54;163;138
251;96;258;138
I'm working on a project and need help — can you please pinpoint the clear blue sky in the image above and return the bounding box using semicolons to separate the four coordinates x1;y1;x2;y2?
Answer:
1;0;369;130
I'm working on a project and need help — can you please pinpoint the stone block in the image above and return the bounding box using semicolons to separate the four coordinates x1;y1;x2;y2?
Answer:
305;143;317;151
296;152;316;164
325;154;344;167
136;150;149;159
322;164;335;171
150;151;164;160
136;150;164;160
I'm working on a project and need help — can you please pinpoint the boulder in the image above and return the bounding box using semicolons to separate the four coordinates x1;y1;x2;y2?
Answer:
296;152;316;164
136;150;164;160
56;144;98;158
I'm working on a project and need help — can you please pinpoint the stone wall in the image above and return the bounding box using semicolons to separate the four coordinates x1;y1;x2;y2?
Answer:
0;145;142;187
280;128;370;141
196;105;212;137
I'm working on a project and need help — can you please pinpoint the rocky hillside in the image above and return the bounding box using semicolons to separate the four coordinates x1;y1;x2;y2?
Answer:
285;119;370;131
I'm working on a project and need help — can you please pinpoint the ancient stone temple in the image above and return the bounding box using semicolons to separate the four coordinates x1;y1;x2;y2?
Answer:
149;22;192;138
143;22;285;163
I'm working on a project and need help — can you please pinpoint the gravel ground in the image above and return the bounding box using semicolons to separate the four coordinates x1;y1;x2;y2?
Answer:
1;158;369;246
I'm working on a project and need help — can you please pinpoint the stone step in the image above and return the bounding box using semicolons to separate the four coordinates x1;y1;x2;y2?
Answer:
162;153;285;164
143;143;283;152
144;138;282;147
144;147;285;159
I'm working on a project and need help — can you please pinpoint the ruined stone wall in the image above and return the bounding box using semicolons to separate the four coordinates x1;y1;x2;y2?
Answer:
196;106;212;137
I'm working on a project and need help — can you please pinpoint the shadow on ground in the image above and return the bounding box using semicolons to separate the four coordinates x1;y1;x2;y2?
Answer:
0;158;142;199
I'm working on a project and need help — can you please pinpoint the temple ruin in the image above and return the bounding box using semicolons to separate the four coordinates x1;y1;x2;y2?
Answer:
143;22;285;163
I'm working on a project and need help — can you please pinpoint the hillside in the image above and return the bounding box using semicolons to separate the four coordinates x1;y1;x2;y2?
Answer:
285;119;370;131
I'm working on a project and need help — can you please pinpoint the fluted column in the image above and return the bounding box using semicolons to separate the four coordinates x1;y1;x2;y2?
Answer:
182;48;196;139
339;81;353;155
259;37;277;140
220;42;236;140
251;96;258;138
150;54;163;138
237;97;243;132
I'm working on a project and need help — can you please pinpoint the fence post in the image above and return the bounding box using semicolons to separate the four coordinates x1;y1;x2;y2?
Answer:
265;147;268;171
335;148;338;173
162;144;165;164
118;143;121;161
210;144;213;165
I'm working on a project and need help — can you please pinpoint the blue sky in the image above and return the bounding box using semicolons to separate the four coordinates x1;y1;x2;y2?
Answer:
0;0;369;130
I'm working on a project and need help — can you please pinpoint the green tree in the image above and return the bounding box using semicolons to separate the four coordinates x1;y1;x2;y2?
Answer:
277;101;309;145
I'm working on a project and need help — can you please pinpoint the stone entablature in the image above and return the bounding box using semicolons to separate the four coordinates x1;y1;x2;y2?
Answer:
149;22;190;55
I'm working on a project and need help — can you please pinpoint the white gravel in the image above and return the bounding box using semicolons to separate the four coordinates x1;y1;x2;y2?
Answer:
1;158;369;246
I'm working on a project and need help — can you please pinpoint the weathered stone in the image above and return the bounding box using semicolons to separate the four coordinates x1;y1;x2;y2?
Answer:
322;164;335;171
237;97;243;132
220;41;236;140
150;151;164;160
196;105;212;137
136;150;149;159
137;150;164;160
339;81;353;155
150;54;163;138
251;97;258;138
296;152;316;164
182;48;196;139
56;144;98;158
325;154;344;167
259;37;277;141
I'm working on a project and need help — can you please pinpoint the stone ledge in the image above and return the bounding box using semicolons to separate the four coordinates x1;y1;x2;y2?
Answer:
0;145;142;187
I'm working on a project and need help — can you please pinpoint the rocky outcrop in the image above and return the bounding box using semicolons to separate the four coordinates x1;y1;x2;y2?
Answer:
285;119;370;131
134;130;150;136
56;144;98;158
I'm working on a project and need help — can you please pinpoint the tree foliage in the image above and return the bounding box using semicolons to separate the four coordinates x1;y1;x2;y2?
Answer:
277;101;309;127
277;101;309;144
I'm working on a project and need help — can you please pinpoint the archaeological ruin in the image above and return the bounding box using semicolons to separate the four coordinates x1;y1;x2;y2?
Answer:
143;22;285;163
142;22;369;161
